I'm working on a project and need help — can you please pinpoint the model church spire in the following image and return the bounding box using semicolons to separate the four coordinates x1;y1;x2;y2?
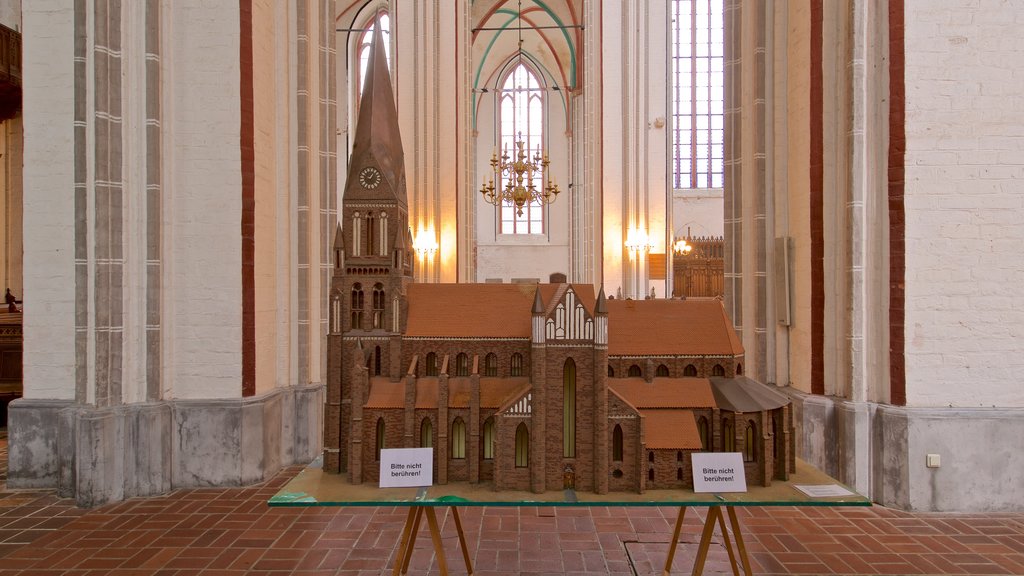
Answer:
345;19;406;207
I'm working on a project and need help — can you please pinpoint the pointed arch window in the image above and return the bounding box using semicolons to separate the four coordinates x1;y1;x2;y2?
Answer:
563;359;576;458
712;364;725;377
498;63;546;235
612;425;623;462
484;353;498;377
483;417;496;460
379;212;389;255
357;12;391;97
723;418;735;452
351;283;364;329
375;418;385;460
628;364;642;378
425;352;438;377
656;364;670;377
372;283;385;328
697;416;710;451
671;0;725;189
744;421;757;462
420;418;433;448
452;418;467;459
366;212;376;256
455;353;469;377
684;364;698;377
515;423;530;467
510;353;524;377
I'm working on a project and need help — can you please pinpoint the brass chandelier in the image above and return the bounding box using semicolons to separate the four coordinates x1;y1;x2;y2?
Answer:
479;0;560;217
479;133;560;216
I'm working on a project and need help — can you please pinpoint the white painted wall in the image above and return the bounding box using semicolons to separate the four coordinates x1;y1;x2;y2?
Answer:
21;1;76;400
673;189;724;239
162;1;243;399
903;0;1024;407
0;1;20;30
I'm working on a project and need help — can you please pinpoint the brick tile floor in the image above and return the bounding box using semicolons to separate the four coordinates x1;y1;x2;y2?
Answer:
0;429;1022;575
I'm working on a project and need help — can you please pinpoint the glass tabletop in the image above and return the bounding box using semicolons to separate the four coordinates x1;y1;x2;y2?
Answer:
268;458;870;508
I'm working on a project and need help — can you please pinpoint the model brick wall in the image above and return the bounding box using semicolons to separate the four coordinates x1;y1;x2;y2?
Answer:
646;449;696;490
402;339;531;378
607;356;742;379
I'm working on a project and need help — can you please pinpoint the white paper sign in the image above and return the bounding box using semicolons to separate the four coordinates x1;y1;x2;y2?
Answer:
691;452;748;493
379;448;433;488
794;484;854;498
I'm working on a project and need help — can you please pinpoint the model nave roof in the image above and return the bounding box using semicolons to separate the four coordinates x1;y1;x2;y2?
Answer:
606;298;743;356
405;283;578;338
405;284;742;359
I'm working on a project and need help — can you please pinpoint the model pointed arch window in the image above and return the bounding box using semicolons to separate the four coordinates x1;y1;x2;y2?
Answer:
723;418;735;452
697;416;710;450
744;421;757;462
510;352;523;377
420;418;433;448
515;423;529;467
498;63;546;235
425;352;438;377
483;417;495;459
563;358;576;458
372;283;385;328
484;353;498;377
451;418;466;459
351;283;364;329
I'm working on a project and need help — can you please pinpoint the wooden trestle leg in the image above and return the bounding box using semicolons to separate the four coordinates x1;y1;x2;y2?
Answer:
450;507;474;574
662;507;688;576
677;505;753;576
727;507;753;576
424;507;449;575
393;506;473;575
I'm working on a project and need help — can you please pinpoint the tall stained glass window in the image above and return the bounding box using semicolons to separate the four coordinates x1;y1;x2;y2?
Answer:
358;12;391;96
672;0;724;189
498;64;545;234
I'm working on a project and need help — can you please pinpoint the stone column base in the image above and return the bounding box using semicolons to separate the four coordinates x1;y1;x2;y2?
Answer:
784;387;1024;512
6;384;323;507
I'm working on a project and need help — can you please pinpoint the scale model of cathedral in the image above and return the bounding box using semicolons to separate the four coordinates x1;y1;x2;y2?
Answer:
322;22;795;494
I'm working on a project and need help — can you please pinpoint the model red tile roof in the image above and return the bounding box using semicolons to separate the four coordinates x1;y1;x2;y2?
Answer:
415;378;439;409
640;409;703;450
608;377;717;409
480;377;531;408
365;377;404;409
369;376;532;410
405;283;596;337
606;298;744;356
406;284;543;337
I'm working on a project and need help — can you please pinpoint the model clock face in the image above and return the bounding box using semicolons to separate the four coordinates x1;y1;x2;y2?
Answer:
359;167;382;189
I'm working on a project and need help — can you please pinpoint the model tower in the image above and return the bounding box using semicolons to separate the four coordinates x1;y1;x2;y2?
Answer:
324;20;413;477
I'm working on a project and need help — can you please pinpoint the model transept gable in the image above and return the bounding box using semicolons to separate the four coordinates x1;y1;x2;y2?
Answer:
543;284;599;341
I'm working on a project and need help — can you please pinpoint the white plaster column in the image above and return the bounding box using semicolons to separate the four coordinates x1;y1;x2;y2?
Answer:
602;1;669;300
22;0;77;400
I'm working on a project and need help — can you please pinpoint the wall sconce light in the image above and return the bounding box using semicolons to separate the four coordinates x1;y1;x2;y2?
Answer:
624;227;652;256
413;230;438;257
